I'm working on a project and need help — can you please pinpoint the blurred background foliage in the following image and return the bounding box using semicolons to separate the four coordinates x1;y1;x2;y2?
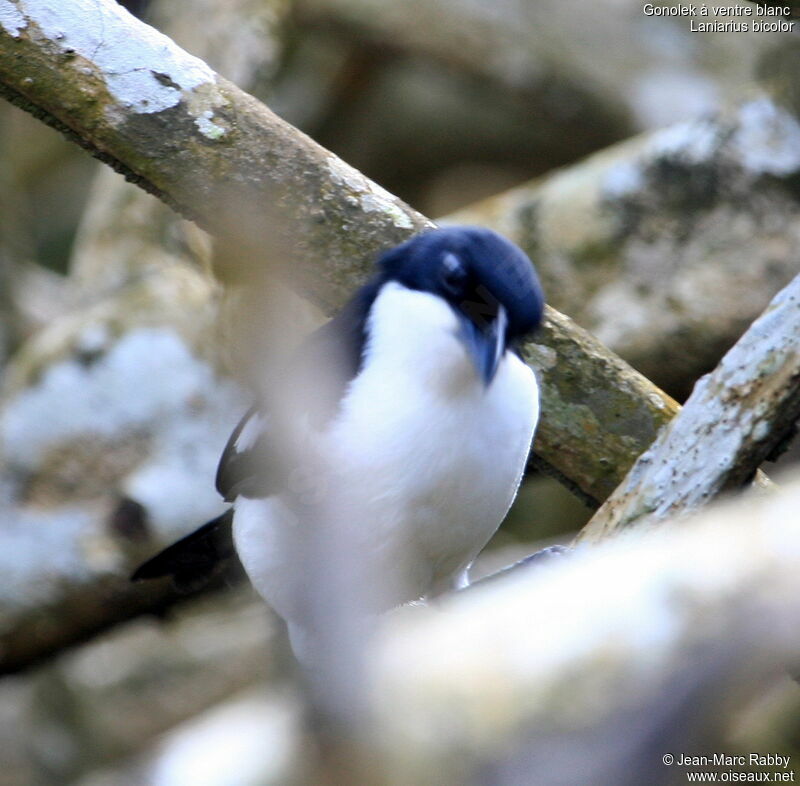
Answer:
1;0;800;784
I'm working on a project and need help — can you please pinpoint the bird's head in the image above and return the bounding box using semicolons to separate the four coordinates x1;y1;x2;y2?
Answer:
377;226;544;385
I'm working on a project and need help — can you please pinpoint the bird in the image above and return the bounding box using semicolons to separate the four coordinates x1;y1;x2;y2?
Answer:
133;226;545;653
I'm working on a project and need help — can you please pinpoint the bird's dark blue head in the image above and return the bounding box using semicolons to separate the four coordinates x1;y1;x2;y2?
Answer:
376;226;545;385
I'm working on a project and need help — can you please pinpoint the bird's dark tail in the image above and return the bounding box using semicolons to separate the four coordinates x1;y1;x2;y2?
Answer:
131;509;239;592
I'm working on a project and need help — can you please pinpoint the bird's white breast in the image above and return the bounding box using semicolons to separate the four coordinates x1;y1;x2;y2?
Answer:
233;283;539;619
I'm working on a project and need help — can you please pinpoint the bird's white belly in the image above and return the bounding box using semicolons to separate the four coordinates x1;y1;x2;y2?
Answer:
233;351;538;618
351;352;537;598
233;284;539;621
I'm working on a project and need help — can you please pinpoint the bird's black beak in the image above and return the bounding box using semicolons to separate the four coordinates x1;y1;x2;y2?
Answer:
459;304;508;387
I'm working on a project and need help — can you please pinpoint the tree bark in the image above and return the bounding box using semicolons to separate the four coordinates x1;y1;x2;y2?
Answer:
0;0;270;675
370;476;800;785
578;273;800;542
0;0;430;308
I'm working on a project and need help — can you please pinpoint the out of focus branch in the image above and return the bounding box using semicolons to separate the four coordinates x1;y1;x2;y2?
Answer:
4;588;277;785
293;0;633;165
370;476;800;785
294;0;781;139
0;0;279;676
579;274;800;542
0;571;240;676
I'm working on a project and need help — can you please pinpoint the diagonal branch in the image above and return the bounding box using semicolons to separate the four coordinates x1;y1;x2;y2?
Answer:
579;274;800;542
371;475;800;785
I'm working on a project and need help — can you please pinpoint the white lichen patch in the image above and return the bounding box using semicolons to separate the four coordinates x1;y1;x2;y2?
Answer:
753;419;770;442
15;0;215;113
648;117;719;164
601;160;645;200
1;327;242;531
0;499;95;607
326;157;414;229
3;328;207;465
630;69;719;130
122;404;235;533
194;109;227;140
326;156;368;192
732;98;800;177
0;322;247;610
0;1;27;37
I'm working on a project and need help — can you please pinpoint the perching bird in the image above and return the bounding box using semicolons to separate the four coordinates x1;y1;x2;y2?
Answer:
133;226;544;650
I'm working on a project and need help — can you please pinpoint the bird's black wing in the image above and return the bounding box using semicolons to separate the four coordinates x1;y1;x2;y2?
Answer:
130;509;239;592
215;406;276;502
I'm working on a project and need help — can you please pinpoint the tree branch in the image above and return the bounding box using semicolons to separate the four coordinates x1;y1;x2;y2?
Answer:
370;476;800;784
579;274;800;542
293;0;634;164
524;306;681;506
0;0;430;307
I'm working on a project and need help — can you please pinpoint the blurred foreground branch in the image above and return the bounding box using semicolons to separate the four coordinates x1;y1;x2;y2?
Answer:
580;274;800;542
18;477;800;784
370;477;800;785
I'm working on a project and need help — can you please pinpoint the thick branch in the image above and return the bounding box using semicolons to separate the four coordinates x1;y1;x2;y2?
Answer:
370;477;800;784
524;307;680;505
294;0;781;143
64;472;800;785
579;274;800;542
0;0;431;310
2;588;276;784
293;0;633;163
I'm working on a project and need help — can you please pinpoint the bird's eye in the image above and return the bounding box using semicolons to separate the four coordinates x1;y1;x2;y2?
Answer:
440;253;467;294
